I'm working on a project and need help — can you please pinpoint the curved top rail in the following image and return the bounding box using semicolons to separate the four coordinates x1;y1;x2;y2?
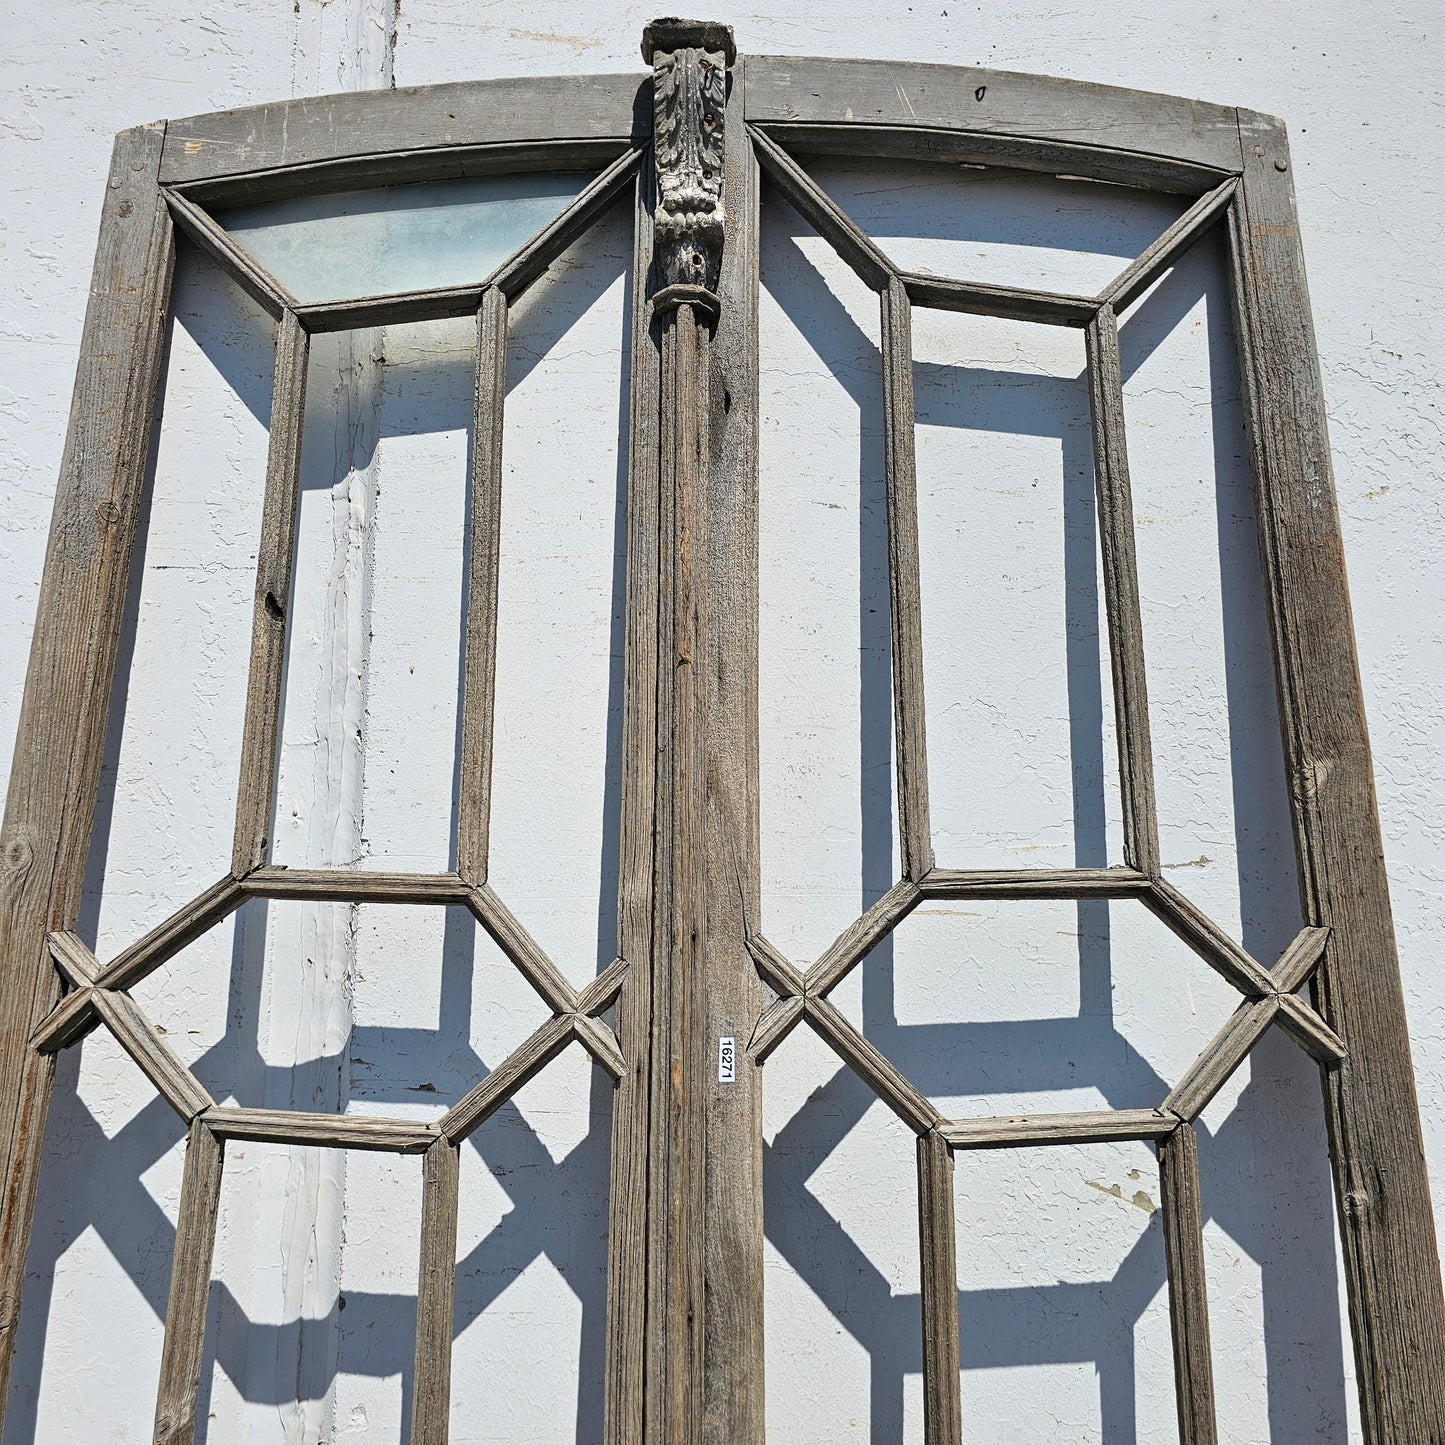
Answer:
159;56;1253;201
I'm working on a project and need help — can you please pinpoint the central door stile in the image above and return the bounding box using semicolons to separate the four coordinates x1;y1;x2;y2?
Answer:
609;20;767;1445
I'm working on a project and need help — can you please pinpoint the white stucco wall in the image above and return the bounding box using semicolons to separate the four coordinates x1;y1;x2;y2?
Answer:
1;3;1441;1442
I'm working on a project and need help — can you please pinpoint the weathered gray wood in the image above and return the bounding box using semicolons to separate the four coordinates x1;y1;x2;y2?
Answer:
647;268;711;1445
881;278;935;881
1165;995;1278;1122
745;932;807;1001
242;868;466;905
744;58;1244;182
298;283;489;334
577;955;628;1015
575;1014;628;1079
640;28;737;1436
1143;879;1277;998
747;124;892;290
440;1013;574;1142
410;1137;460;1445
746;994;806;1064
1101;178;1237;313
808;878;922;998
602;157;660;1445
701;65;766;1441
205;1106;438;1153
917;1130;962;1445
807;997;941;1136
753;120;1234;196
164;189;293;318
1269;924;1330;993
1156;1123;1218;1445
456;286;508;885
494;146;643;300
466;882;578;1016
917;867;1149;899
152;1121;224;1445
0;125;174;1422
29;986;101;1054
1086;305;1160;877
1276;994;1348;1064
94;991;214;1122
161;74;649;185
98;873;246;992
1230;112;1445;1436
175;138;637;211
903;272;1097;327
941;1108;1178;1149
47;930;99;987
233;310;309;873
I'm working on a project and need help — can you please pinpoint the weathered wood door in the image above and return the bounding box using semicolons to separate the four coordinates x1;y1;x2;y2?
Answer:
1;20;1441;1445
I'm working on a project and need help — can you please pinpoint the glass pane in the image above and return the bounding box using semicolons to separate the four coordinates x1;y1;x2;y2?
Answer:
218;172;591;303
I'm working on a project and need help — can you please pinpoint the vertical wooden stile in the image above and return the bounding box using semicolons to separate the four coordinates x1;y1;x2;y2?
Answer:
700;67;765;1444
0;123;174;1428
1228;114;1445;1441
232;308;310;873
152;1121;224;1445
410;1136;460;1445
602;161;660;1445
1084;303;1160;877
456;285;509;884
1156;1124;1218;1445
880;277;934;881
917;1130;963;1445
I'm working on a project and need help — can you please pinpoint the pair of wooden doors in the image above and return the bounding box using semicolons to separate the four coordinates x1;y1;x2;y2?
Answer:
0;21;1441;1444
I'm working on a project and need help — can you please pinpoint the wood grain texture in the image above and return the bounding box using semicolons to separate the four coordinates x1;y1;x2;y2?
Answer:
1101;177;1237;313
1165;995;1278;1122
1230;111;1445;1438
47;930;99;987
881;279;934;881
440;1014;574;1142
242;868;467;905
1269;924;1330;993
163;189;292;318
601;159;659;1445
647;294;710;1445
1156;1123;1218;1445
98;874;246;992
917;867;1149;900
456;286;508;885
233;309;308;873
941;1108;1178;1149
903;272;1096;327
174;138;638;212
1143;879;1276;998
808;879;922;998
152;1121;223;1445
409;1137;460;1445
0;124;174;1423
744;58;1243;184
917;1130;962;1445
700;77;765;1444
1085;305;1160;877
807;997;941;1136
204;1107;438;1152
466;882;578;1016
93;990;214;1121
161;74;649;185
747;124;892;291
494;146;644;301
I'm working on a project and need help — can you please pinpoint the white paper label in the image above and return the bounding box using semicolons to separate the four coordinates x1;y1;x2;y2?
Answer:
718;1035;736;1083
